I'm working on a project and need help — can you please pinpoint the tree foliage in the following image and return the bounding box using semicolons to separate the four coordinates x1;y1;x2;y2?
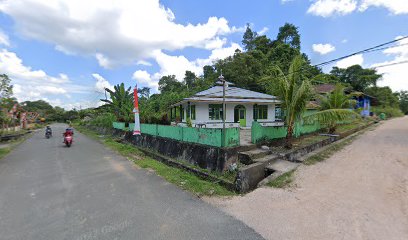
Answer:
305;84;360;133
276;23;301;50
330;65;381;92
101;83;134;122
397;91;408;114
266;55;313;148
242;23;258;51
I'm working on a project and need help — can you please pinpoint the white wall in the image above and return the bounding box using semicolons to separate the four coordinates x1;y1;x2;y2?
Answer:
175;102;277;128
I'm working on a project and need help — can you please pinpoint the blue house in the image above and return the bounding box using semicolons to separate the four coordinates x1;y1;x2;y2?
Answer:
314;84;373;117
355;94;373;117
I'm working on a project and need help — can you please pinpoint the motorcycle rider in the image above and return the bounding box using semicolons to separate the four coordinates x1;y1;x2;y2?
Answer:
45;125;52;137
63;128;74;142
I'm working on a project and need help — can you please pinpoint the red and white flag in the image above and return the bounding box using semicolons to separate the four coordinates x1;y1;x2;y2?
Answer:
133;85;141;135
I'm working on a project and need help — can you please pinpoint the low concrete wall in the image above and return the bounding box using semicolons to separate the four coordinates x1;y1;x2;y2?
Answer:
236;122;376;193
124;132;238;172
90;126;238;173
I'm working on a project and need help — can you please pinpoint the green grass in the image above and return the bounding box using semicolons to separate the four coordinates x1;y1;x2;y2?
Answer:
74;124;235;196
0;132;32;160
0;147;11;159
267;170;295;188
303;134;358;165
335;121;366;134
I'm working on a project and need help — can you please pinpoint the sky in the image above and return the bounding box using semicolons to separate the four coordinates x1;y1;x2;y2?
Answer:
0;0;407;109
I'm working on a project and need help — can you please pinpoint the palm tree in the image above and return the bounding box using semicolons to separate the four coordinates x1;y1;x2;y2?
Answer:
101;83;134;123
305;84;359;133
263;55;313;148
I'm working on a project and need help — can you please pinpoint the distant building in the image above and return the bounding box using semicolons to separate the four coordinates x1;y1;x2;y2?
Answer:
170;80;283;128
313;83;373;117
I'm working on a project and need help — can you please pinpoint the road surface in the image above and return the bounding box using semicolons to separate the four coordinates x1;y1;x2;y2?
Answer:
0;124;263;240
206;117;408;240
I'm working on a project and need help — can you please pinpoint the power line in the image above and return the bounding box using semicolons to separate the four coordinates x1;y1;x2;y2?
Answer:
371;60;408;69
314;36;408;68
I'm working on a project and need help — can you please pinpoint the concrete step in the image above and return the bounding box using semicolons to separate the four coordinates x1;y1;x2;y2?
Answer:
238;148;272;165
253;154;280;163
265;160;300;173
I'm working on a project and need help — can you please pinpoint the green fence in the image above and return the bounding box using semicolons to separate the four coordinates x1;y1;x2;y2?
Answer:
251;121;322;144
112;122;239;148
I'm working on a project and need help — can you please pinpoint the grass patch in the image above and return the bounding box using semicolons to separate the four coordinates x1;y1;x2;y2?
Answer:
267;170;295;188
0;132;32;160
74;124;235;196
303;134;358;165
0;147;11;159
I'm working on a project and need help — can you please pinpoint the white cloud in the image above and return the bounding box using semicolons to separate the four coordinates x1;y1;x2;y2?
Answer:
307;0;408;17
342;39;348;43
93;73;113;93
307;0;357;17
374;37;408;91
0;29;10;46
132;42;241;92
359;0;408;15
132;70;158;90
0;0;240;68
0;48;90;103
136;60;152;67
335;54;364;68
312;43;336;55
258;27;269;35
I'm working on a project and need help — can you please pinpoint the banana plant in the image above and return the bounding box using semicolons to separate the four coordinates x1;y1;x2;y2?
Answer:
100;83;134;123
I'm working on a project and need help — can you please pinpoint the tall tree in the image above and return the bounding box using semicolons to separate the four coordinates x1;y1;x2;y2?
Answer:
184;71;197;89
158;75;184;93
138;87;150;99
276;23;301;50
330;65;381;92
0;74;13;99
242;23;258;51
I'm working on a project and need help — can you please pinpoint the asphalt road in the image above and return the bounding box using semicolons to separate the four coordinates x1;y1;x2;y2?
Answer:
0;124;263;240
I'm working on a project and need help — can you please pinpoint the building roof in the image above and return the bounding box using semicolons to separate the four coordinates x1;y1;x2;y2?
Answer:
171;85;280;107
314;84;336;93
195;86;277;99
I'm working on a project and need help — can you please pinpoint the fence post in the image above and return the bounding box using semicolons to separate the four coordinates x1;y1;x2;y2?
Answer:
155;124;158;136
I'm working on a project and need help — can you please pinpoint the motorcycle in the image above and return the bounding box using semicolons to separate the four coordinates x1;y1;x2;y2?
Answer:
63;134;73;147
45;130;52;139
45;132;51;139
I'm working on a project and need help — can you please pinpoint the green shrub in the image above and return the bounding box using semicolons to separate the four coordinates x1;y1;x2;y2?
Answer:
89;113;116;128
371;106;404;118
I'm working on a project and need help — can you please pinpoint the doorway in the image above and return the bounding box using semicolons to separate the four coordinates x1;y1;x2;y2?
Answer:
234;105;246;127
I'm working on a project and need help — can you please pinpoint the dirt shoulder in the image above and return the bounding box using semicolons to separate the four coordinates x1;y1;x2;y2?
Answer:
205;116;408;240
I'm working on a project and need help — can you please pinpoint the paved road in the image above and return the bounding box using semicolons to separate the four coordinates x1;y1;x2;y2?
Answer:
0;124;263;240
207;117;408;240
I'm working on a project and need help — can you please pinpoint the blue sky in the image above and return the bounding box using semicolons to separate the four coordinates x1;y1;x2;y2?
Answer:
0;0;407;109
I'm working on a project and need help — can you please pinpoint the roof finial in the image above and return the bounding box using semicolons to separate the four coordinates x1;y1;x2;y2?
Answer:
219;69;224;81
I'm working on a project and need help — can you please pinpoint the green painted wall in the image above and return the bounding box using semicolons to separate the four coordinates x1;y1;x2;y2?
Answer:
113;122;239;148
251;121;322;144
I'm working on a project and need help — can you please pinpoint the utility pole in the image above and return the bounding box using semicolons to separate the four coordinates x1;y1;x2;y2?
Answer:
220;74;226;147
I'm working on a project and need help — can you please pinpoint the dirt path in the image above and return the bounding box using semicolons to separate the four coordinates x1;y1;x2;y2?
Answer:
205;117;408;240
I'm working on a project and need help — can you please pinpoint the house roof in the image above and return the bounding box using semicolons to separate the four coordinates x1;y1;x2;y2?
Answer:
171;86;280;107
195;86;277;99
314;84;336;93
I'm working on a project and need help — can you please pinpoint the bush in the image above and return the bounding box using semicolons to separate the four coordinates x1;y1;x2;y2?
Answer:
371;106;404;118
88;113;116;128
